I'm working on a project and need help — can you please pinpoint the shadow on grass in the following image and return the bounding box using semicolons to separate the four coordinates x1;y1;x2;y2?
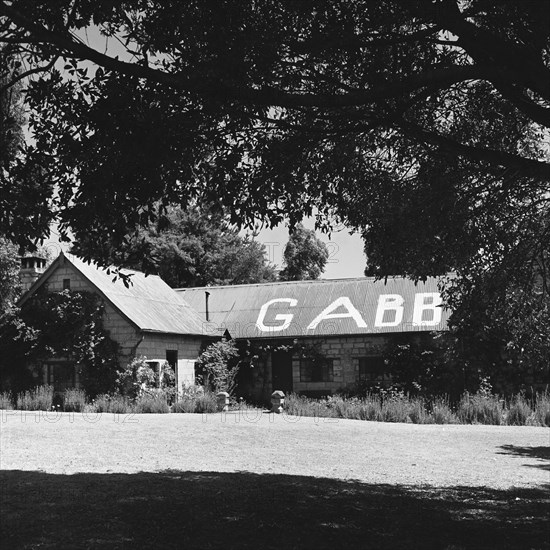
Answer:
498;445;550;471
1;470;549;550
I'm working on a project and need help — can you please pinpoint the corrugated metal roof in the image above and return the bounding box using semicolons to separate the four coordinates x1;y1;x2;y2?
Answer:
177;277;450;339
62;254;206;335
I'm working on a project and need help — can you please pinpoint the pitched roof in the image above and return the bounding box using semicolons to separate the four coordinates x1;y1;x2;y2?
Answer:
177;277;450;339
21;253;206;336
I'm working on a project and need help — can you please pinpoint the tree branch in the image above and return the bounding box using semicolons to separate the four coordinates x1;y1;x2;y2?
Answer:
417;0;550;101
0;2;514;109
0;56;57;93
396;120;550;178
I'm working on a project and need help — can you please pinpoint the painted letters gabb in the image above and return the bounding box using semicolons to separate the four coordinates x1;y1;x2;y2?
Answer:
255;293;445;336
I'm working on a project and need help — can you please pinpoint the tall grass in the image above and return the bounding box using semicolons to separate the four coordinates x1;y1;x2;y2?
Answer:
283;390;548;426
9;383;549;425
16;385;54;411
457;392;505;425
172;390;217;413
506;394;533;426
134;393;170;414
284;393;336;418
534;392;550;427
431;397;457;424
88;394;135;414
63;388;87;412
0;391;13;409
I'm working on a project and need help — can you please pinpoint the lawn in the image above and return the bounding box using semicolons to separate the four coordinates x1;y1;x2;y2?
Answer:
1;410;549;549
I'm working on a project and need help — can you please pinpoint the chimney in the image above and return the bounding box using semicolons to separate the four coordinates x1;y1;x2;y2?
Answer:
19;254;47;293
205;291;210;322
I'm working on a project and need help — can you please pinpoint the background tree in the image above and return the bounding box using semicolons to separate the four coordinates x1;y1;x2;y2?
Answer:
279;223;329;281
72;204;278;288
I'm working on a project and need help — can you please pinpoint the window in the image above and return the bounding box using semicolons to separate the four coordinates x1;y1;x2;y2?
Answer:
300;358;334;383
358;357;388;383
63;278;71;290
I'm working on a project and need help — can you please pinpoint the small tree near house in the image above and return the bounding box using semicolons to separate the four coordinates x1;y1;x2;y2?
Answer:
117;356;175;399
0;288;120;397
196;339;240;395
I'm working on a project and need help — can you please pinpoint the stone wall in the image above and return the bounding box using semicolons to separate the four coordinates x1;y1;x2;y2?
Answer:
290;334;391;394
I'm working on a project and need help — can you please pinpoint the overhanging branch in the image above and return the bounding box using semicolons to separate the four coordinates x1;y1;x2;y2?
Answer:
397;120;550;178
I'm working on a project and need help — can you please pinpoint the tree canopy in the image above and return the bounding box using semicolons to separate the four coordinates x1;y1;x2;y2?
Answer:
0;0;547;280
279;223;329;281
74;204;278;288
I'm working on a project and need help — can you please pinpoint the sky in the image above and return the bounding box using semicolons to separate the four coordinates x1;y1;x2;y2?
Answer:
253;221;366;279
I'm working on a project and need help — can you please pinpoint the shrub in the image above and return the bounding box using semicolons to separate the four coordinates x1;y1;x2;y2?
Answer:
172;398;197;413
0;391;13;409
506;394;533;426
134;393;170;414
534;392;550;427
63;388;87;412
16;385;54;411
193;392;218;413
196;339;240;394
117;356;156;398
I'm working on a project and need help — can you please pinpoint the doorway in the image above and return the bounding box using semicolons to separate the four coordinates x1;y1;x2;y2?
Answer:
271;350;293;395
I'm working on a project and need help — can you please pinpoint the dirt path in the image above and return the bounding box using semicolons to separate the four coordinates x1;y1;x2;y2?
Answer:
1;410;548;488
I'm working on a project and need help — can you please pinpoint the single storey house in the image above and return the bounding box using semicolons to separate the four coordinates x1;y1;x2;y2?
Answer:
19;252;449;401
19;252;207;394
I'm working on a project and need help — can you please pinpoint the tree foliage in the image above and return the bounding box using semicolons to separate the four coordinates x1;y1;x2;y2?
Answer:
0;236;20;314
0;289;120;395
0;0;546;273
195;338;240;394
279;223;329;281
73;204;278;288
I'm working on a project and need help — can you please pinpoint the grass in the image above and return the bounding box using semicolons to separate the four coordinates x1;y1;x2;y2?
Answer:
16;385;54;411
0;391;13;409
1;413;549;549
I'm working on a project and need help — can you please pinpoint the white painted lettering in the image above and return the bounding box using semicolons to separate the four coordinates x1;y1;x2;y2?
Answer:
307;297;368;330
374;294;404;327
256;298;298;332
413;293;443;326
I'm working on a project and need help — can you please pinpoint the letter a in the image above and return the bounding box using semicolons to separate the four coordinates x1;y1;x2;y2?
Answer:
307;297;367;330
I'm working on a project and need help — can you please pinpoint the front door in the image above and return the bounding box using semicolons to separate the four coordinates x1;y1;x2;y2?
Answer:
272;351;293;395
